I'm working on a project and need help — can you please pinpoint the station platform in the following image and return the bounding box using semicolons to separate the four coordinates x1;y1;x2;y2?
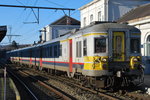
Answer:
0;68;20;100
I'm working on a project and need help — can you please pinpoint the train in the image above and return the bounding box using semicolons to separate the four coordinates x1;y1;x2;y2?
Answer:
6;22;144;89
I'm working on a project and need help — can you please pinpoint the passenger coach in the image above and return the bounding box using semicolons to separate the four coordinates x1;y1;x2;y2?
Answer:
7;22;144;88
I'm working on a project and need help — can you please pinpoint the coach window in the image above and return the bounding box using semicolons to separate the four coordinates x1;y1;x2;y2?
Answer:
83;39;87;56
76;41;82;57
59;44;62;56
50;46;52;57
54;45;58;57
130;38;140;53
94;37;106;53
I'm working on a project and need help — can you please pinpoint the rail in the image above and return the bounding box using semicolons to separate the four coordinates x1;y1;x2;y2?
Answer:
6;69;39;100
19;70;72;100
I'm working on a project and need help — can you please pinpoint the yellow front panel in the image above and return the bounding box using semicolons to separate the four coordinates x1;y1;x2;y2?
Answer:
84;56;108;70
113;32;125;61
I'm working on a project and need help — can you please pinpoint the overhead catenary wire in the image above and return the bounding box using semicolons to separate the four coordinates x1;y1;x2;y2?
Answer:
44;0;65;7
15;0;25;6
0;4;75;11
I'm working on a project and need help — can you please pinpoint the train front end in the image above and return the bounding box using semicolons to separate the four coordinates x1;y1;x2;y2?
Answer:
108;28;143;88
82;23;143;88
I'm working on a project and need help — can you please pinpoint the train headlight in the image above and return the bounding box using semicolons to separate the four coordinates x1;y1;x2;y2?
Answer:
102;58;107;62
133;58;138;62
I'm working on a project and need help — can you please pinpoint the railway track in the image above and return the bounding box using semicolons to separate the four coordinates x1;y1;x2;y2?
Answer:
22;70;120;100
23;66;150;100
18;70;74;100
5;63;150;100
11;65;123;100
0;62;39;100
7;69;39;100
7;67;74;100
0;59;75;100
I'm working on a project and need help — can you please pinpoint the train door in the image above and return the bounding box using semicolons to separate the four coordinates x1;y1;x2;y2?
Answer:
113;32;125;61
69;39;73;72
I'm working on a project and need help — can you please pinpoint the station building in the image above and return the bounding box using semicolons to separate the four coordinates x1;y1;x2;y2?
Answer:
40;15;80;43
118;3;150;74
79;0;150;27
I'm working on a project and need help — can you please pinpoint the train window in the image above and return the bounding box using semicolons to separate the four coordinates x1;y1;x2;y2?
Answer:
76;41;82;57
59;45;62;56
54;45;58;57
50;46;53;57
94;37;106;53
76;42;78;57
116;36;122;54
79;41;82;57
130;38;140;53
46;47;48;57
83;39;87;56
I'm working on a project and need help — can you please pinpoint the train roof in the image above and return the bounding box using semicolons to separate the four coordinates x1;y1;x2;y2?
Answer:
7;22;140;54
79;21;140;33
7;33;71;53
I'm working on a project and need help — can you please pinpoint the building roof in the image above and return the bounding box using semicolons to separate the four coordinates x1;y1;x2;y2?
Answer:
117;3;150;23
0;26;7;42
50;15;80;25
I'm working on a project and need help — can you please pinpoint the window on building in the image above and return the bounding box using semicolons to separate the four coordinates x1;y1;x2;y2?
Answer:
83;17;86;26
83;39;87;56
94;37;106;53
98;11;101;21
76;41;82;57
90;14;93;23
130;38;140;53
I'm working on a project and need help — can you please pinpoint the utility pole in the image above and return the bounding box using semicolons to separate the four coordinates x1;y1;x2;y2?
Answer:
7;35;21;43
6;27;21;43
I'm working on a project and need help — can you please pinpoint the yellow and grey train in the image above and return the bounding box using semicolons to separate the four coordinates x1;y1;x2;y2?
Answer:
7;22;144;88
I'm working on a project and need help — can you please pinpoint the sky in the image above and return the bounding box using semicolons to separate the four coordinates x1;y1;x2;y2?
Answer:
0;0;92;45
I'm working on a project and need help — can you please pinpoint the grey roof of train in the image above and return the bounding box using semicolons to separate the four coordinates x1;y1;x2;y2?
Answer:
77;22;140;33
117;3;150;23
7;22;140;53
7;33;71;53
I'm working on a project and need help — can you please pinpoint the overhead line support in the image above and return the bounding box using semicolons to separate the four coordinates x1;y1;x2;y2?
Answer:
0;4;75;24
0;4;75;11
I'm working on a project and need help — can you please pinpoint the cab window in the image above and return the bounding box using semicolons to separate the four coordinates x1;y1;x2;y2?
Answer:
130;38;140;53
94;37;106;53
83;39;87;56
